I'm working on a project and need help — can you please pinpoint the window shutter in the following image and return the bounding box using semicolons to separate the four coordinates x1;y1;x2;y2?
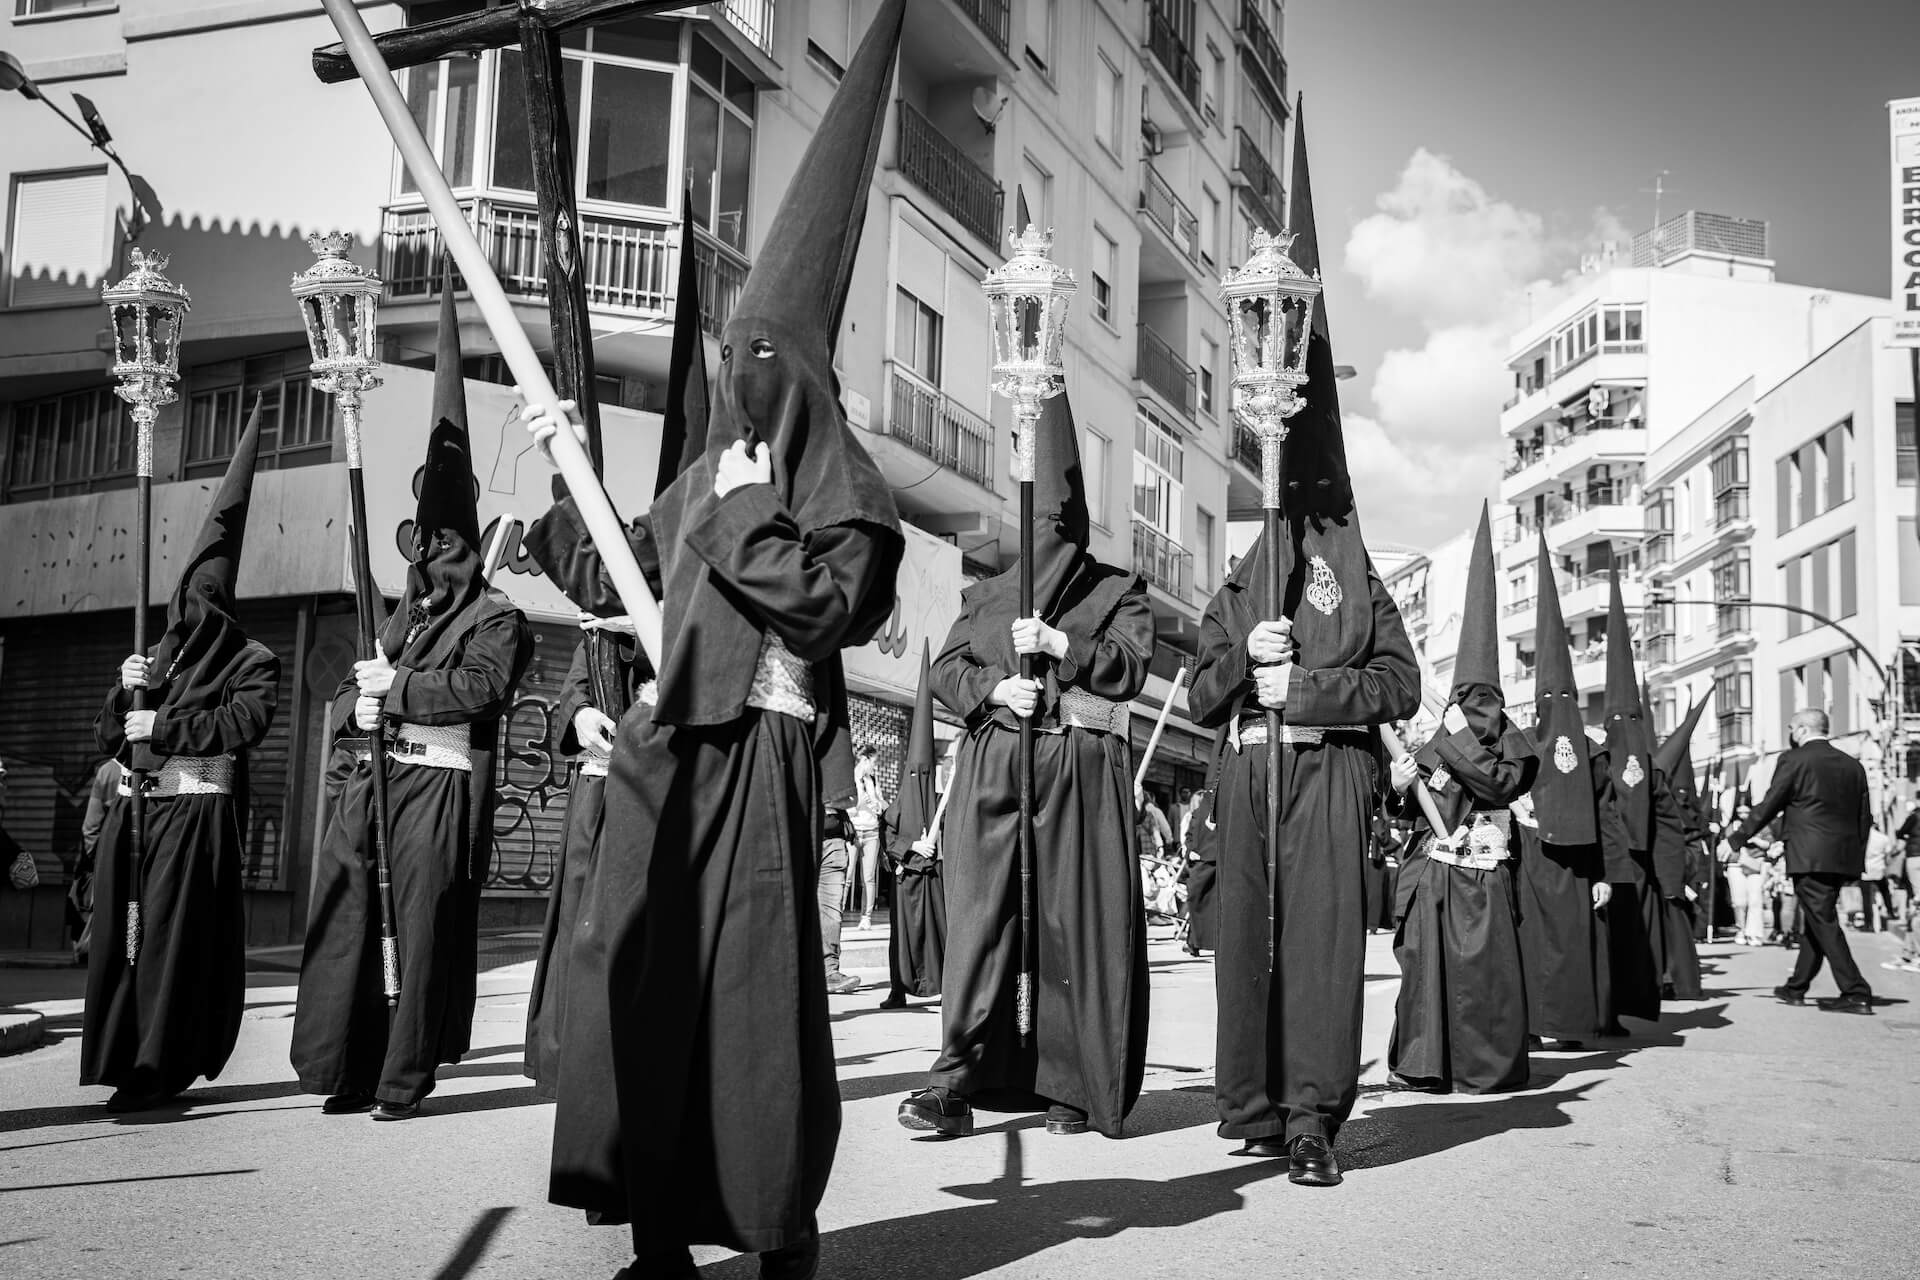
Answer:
1827;425;1847;510
1799;445;1818;524
1810;542;1830;619
1839;531;1858;619
6;170;108;308
1806;662;1825;716
1784;556;1803;636
1780;668;1797;742
1831;655;1852;735
1776;455;1792;533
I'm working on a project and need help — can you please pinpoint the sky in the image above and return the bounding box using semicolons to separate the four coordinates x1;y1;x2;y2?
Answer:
1284;0;1920;551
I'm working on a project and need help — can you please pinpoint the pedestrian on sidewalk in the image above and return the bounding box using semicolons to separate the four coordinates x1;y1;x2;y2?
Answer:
851;744;884;930
1724;805;1773;946
1722;709;1874;1014
1860;825;1895;933
820;807;860;995
80;406;278;1113
880;649;945;1008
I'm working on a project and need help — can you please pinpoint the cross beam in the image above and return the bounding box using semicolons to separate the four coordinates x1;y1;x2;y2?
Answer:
311;0;688;84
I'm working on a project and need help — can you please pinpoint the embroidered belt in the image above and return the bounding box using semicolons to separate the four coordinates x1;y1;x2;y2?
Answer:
745;633;814;722
1237;720;1367;747
638;680;658;707
387;722;472;772
118;755;234;798
1057;686;1129;735
1420;811;1513;870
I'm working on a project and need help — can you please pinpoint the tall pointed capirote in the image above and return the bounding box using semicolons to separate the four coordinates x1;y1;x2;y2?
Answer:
726;0;903;349
1603;550;1655;847
657;185;711;496
1452;501;1499;690
173;393;265;615
1530;534;1597;845
1027;392;1090;618
414;283;482;549
1278;96;1352;518
1654;693;1711;777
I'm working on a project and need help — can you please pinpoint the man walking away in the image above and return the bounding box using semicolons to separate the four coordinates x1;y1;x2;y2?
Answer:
821;807;860;995
1722;710;1873;1014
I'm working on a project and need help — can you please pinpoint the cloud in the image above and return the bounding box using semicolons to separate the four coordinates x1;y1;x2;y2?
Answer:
1342;151;1623;547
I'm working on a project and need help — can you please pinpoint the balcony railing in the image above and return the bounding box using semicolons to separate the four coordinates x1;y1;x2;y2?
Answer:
1233;128;1285;233
709;0;776;56
380;197;746;337
898;101;1003;248
1146;1;1201;109
885;364;995;489
1237;0;1288;111
1137;326;1196;419
950;0;1010;53
1140;163;1200;262
1503;594;1536;618
1232;420;1262;473
1133;518;1193;599
1645;634;1676;667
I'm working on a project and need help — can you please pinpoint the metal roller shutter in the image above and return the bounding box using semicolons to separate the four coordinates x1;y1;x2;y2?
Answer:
483;620;578;896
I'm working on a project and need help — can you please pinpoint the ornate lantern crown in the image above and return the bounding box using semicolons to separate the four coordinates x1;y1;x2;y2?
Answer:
103;247;190;397
1219;227;1322;444
982;222;1076;482
290;231;383;393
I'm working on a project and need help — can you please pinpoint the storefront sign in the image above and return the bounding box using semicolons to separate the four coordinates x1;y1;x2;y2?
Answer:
844;523;964;701
1890;97;1920;347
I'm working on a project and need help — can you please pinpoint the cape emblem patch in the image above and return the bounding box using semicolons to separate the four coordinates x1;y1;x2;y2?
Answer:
1427;765;1452;794
1621;754;1645;789
1584;724;1607;746
1553;736;1578;774
1305;555;1342;616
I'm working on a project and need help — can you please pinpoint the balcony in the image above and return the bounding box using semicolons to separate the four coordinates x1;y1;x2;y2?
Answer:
1713;486;1751;532
1644;530;1673;570
1717;711;1754;749
884;364;995;490
707;0;776;57
1137;326;1196;420
1502;594;1536;618
950;0;1010;54
380;197;746;337
1715;601;1752;639
1232;420;1263;473
1139;163;1201;267
1499;423;1647;503
1134;518;1193;600
1646;633;1676;667
897;102;1003;249
1237;1;1288;114
1232;128;1286;235
1146;0;1201;111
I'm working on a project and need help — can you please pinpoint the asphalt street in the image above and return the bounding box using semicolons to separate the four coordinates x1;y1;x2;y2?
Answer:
2;929;1915;1279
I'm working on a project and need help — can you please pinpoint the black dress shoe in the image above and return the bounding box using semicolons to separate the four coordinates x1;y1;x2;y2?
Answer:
322;1090;375;1115
759;1221;820;1280
611;1249;699;1280
897;1087;973;1136
1817;994;1874;1015
370;1099;420;1121
1772;985;1807;1006
105;1085;164;1114
1287;1134;1343;1187
877;993;908;1010
1044;1103;1089;1136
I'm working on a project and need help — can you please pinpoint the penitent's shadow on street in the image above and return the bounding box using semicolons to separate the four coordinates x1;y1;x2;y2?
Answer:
698;1128;1290;1280
1338;1080;1599;1172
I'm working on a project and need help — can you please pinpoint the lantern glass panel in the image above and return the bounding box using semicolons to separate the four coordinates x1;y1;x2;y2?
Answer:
148;305;179;372
300;299;328;365
113;306;139;367
1283;297;1307;374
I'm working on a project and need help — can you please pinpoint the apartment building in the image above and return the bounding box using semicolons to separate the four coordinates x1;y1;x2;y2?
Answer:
0;0;1295;948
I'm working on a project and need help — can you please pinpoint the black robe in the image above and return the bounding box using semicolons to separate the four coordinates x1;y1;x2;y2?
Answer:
1387;724;1537;1094
1189;568;1419;1146
1652;766;1706;1000
1517;743;1631;1044
923;573;1154;1137
883;807;946;1000
1183;787;1220;954
290;591;532;1105
1600;750;1684;1025
547;483;898;1256
80;640;279;1092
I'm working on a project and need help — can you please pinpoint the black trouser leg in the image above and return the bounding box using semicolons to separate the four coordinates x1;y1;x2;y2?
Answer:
1790;873;1871;1000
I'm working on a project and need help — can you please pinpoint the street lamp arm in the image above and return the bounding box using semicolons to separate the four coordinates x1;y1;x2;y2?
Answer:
1652;597;1886;685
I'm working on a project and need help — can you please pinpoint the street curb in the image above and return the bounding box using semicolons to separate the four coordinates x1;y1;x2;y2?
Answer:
0;1008;47;1056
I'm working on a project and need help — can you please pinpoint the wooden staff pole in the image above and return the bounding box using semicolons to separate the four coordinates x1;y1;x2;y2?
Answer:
483;515;515;580
1133;665;1189;793
316;0;661;670
1378;722;1451;839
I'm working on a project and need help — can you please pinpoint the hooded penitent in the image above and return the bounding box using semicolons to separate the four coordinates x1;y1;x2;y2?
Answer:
648;0;903;730
655;183;712;500
382;287;487;663
1530;534;1598;845
885;642;938;872
143;394;265;766
1228;100;1380;671
1655;692;1712;827
1603;554;1655;848
1448;501;1504;744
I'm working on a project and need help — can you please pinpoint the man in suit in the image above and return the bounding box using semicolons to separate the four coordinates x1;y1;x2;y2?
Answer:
1722;710;1873;1014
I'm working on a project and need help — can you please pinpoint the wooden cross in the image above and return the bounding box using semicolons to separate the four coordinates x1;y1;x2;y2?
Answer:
313;0;693;475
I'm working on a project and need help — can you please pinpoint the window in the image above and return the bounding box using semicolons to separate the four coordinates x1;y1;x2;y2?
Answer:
3;386;130;502
183;350;337;476
1132;410;1184;537
1206;43;1225;123
1200;336;1219;416
1195;508;1216;592
15;0;116;15
1899;401;1917;484
1712;548;1751;637
1710;436;1749;528
1085;428;1111;527
1019;154;1052;226
1095;51;1122;155
6;169;107;308
893;288;942;385
1091;229;1116;327
685;33;757;251
1025;0;1057;76
1201;188;1221;265
1778;418;1857;532
401;55;481;192
1714;661;1753;747
1601;305;1645;352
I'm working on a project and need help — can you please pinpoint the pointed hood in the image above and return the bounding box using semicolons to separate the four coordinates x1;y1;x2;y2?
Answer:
1452;501;1500;692
647;0;905;743
1603;554;1655;847
657;185;712;497
1529;533;1597;845
384;290;487;659
149;395;263;707
1227;99;1383;678
884;642;940;872
1655;692;1711;777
